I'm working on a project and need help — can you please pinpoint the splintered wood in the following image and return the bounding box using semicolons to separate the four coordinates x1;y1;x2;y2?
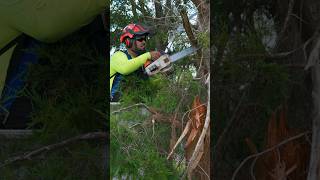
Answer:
246;105;310;180
167;96;210;179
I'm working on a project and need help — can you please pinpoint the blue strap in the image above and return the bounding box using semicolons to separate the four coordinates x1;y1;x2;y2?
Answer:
1;37;39;111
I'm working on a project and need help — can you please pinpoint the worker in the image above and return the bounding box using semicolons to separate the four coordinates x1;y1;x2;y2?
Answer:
110;23;161;102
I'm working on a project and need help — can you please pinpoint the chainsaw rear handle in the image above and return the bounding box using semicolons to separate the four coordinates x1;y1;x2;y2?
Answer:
145;54;171;76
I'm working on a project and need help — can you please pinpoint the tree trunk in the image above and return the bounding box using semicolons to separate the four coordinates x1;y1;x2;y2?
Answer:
153;0;167;50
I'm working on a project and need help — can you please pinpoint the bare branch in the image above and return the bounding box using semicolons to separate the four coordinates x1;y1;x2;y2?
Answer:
0;132;107;168
111;103;157;114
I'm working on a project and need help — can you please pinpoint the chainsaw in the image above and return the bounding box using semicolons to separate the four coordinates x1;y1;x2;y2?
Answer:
144;46;198;76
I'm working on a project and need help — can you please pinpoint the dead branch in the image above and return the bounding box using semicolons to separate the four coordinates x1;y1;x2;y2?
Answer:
231;131;310;180
0;132;108;168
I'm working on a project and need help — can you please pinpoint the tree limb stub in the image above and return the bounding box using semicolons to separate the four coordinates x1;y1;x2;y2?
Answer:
0;132;107;168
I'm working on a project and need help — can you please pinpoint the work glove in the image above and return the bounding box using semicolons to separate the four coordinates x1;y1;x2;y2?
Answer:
144;51;162;68
150;51;161;61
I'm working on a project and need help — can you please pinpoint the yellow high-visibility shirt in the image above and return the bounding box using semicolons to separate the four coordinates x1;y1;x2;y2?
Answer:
110;51;151;93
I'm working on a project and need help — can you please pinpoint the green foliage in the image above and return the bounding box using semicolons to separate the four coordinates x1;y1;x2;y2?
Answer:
111;66;205;178
197;32;210;48
110;115;178;179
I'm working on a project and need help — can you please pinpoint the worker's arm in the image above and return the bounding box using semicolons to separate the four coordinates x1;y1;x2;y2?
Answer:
110;51;151;75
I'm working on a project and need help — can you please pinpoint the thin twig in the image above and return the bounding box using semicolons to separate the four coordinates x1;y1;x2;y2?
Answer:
111;103;156;114
290;13;309;24
197;164;210;179
231;131;310;180
250;157;258;180
0;132;108;168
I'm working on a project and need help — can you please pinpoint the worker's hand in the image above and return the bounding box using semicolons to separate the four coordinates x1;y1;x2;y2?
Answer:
150;51;161;61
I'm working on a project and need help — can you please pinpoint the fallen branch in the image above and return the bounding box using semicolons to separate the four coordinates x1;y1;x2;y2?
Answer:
0;132;108;168
231;131;310;180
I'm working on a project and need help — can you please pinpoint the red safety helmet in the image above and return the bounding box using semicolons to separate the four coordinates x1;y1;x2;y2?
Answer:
120;23;149;48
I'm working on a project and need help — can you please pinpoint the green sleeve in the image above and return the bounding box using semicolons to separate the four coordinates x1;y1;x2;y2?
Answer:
110;51;151;75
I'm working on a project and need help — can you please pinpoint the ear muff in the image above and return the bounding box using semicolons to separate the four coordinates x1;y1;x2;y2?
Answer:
125;38;135;48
